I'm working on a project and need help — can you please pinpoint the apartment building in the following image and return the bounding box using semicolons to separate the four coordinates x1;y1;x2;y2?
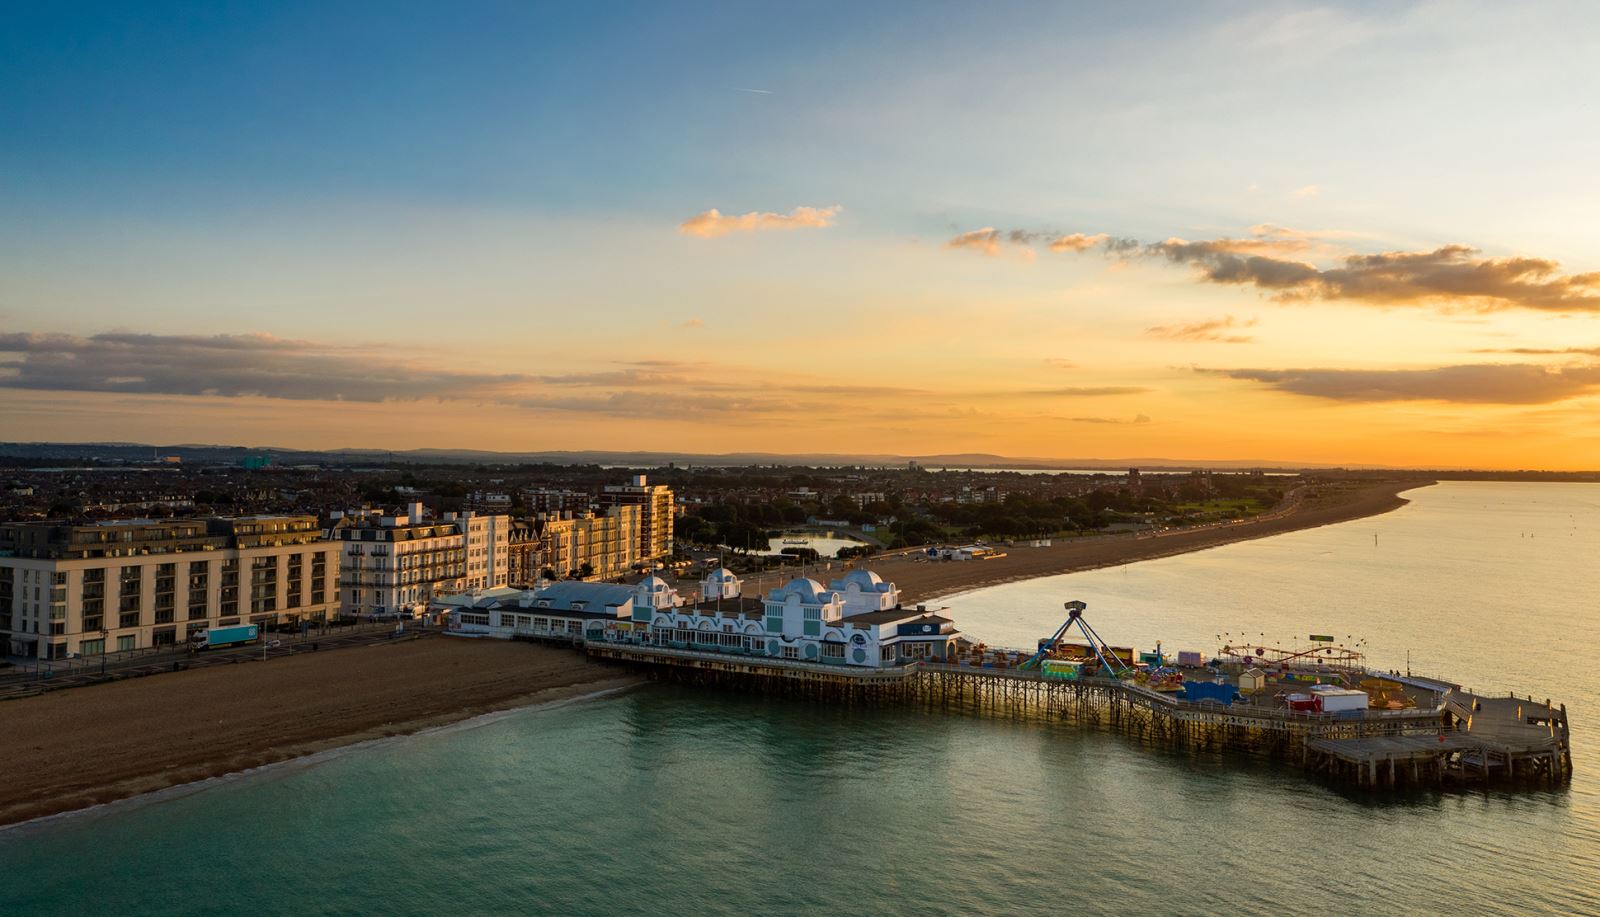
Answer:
598;475;675;564
506;520;541;588
0;515;339;660
521;488;593;514
534;505;640;581
333;504;509;618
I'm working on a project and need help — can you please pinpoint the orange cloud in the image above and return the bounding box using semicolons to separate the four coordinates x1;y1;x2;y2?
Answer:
1145;315;1257;343
946;227;1005;256
1005;222;1600;313
679;205;840;238
1047;232;1109;252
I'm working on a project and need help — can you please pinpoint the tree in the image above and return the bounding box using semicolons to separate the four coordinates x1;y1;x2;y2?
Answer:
677;515;713;544
578;562;595;579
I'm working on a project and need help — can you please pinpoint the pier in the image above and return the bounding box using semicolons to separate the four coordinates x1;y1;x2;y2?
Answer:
454;565;1573;794
584;642;1573;792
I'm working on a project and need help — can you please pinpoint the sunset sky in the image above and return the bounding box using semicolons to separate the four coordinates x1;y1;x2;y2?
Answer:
4;2;1600;468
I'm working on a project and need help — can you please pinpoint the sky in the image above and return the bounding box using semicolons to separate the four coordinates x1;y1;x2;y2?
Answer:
3;1;1600;468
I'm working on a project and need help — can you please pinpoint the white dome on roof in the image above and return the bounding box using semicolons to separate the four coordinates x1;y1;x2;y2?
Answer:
781;577;829;602
701;567;742;600
833;567;899;616
839;569;884;590
635;574;680;609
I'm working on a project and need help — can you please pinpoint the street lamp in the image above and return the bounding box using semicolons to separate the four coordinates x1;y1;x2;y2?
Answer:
99;627;109;675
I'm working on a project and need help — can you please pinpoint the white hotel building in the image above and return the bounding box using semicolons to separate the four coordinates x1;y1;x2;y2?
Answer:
333;504;509;618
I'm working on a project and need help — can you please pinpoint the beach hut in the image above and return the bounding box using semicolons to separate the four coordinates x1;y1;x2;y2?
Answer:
1239;667;1267;695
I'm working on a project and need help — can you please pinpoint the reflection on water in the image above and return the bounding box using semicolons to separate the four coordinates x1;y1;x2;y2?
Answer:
759;532;869;558
2;483;1596;916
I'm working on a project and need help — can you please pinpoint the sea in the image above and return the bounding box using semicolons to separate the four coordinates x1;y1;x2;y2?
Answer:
2;481;1596;916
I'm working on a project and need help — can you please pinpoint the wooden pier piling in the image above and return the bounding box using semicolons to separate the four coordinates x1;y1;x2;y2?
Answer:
585;644;1572;792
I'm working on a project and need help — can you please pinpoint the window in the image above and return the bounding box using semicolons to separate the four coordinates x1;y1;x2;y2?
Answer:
802;606;822;636
781;645;800;659
116;635;136;652
80;638;105;656
822;642;845;659
881;645;897;661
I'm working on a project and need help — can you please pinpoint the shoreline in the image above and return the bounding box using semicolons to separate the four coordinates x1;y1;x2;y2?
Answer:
876;479;1431;605
1;680;638;836
3;480;1425;831
0;638;641;829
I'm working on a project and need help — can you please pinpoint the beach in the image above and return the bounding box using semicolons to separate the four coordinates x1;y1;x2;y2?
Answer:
0;637;638;829
842;479;1429;605
0;479;1424;830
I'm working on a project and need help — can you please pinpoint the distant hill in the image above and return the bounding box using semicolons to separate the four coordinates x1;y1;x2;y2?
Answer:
0;440;1385;471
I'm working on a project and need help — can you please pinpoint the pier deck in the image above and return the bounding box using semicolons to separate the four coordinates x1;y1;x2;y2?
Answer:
581;640;1574;791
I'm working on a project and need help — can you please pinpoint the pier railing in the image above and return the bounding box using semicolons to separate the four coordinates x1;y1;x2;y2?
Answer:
587;642;922;681
580;634;1566;790
913;661;1444;724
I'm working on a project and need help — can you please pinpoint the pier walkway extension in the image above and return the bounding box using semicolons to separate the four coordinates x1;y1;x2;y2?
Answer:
586;641;1572;792
1305;690;1570;788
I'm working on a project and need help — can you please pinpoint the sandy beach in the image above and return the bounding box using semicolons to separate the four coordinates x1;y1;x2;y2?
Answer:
855;479;1429;605
745;476;1427;604
0;637;638;829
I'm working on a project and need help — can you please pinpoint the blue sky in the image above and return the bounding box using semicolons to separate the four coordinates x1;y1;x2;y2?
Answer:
3;2;1600;465
6;1;1595;240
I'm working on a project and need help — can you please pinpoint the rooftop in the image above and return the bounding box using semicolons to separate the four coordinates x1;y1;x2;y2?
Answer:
841;609;953;626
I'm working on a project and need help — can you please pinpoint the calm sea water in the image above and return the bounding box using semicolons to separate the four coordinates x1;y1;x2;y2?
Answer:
2;482;1596;916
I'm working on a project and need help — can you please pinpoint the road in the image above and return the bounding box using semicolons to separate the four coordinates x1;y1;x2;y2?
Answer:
0;622;431;700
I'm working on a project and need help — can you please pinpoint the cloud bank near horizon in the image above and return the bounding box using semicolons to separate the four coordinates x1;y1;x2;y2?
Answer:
945;223;1600;314
1199;363;1600;404
0;330;1156;425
